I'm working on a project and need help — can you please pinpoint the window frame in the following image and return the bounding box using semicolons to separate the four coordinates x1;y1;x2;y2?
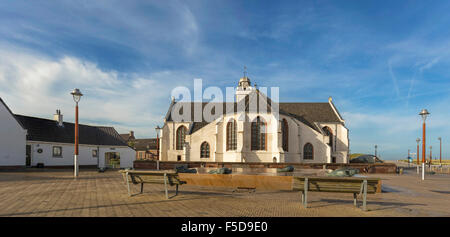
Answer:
251;116;267;151
52;146;62;158
200;142;210;158
303;143;314;160
282;118;289;152
176;125;187;150
226;119;237;151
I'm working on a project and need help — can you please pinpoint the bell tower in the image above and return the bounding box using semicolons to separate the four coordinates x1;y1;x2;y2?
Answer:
236;66;255;102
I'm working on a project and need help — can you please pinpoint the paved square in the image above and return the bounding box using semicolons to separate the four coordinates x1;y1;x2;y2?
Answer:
0;169;449;217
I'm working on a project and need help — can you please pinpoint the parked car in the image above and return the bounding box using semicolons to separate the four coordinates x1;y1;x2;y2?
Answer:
350;154;384;163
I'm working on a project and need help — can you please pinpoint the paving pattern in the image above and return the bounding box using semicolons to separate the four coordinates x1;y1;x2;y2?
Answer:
0;169;448;217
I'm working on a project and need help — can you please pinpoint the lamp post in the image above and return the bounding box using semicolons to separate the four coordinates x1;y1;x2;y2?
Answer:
438;137;442;165
419;109;430;180
416;138;420;165
155;125;161;160
70;88;83;178
374;145;378;157
429;145;432;168
416;138;420;174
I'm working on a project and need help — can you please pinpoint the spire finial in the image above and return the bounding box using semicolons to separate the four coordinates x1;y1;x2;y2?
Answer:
243;66;247;78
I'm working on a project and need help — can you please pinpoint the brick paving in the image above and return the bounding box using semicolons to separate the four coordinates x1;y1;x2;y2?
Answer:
0;169;448;217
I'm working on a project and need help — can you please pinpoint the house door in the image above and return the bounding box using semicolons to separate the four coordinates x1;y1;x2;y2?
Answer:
105;152;120;168
26;145;31;167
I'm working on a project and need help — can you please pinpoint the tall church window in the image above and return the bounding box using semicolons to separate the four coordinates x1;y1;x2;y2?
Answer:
282;119;289;152
200;142;210;158
226;119;237;151
176;126;187;150
303;143;314;160
251;116;266;151
322;126;333;148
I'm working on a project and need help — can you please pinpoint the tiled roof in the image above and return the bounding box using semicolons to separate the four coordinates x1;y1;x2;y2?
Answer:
165;99;343;134
119;133;134;142
133;138;157;150
15;114;129;146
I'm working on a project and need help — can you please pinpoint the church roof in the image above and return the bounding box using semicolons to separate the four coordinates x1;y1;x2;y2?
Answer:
165;99;343;134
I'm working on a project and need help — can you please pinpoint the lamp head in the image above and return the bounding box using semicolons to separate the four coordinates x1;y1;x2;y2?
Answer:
419;109;430;122
155;125;161;135
416;138;421;143
70;88;83;103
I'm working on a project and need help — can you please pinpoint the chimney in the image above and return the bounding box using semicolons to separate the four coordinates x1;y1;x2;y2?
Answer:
129;131;134;138
53;109;63;126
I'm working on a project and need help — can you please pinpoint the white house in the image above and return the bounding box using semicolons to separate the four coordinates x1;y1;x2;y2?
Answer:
159;76;349;163
14;110;136;169
0;96;136;169
0;97;27;167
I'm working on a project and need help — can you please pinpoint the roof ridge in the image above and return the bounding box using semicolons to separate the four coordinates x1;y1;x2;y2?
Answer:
14;114;116;129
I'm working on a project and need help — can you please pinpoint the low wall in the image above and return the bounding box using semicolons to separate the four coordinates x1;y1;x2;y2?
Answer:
134;160;397;173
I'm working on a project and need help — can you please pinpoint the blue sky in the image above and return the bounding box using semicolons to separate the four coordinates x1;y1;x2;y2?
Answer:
1;0;450;160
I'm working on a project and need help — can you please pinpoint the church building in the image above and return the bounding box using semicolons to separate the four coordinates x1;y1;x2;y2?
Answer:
159;75;349;164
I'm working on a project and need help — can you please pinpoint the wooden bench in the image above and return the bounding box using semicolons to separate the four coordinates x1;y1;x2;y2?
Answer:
293;176;381;211
119;170;186;199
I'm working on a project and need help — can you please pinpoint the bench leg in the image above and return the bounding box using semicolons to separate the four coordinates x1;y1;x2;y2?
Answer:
164;173;169;199
303;178;308;208
353;193;357;207
175;184;179;196
126;172;132;197
301;191;304;204
140;183;144;194
362;180;368;211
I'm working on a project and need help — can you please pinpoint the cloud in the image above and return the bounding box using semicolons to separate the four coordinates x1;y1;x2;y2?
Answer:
0;45;189;138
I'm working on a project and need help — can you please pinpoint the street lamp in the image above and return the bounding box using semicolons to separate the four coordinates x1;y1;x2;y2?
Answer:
429;145;432;168
70;88;83;178
419;109;430;180
416;138;420;165
155;125;162;160
374;145;378;157
438;137;442;165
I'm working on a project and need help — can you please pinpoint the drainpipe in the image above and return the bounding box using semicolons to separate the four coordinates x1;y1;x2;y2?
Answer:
97;146;100;169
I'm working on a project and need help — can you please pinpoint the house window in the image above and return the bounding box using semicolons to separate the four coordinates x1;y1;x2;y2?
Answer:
200;142;210;158
52;146;62;158
176;126;187;150
303;143;314;160
226;119;237;151
282;118;289;152
251;116;266;151
92;149;98;157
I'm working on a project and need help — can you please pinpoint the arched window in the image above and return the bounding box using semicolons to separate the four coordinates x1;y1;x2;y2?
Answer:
226;119;237;151
322;126;333;148
176;126;187;150
282;119;289;152
251;116;266;151
200;142;210;158
303;143;314;160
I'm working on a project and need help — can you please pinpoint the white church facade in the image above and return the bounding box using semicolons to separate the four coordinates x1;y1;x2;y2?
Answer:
159;76;349;164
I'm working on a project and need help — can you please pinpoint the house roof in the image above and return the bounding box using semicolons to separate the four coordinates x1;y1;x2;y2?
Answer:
119;133;135;142
14;114;129;147
133;138;157;151
0;97;25;130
